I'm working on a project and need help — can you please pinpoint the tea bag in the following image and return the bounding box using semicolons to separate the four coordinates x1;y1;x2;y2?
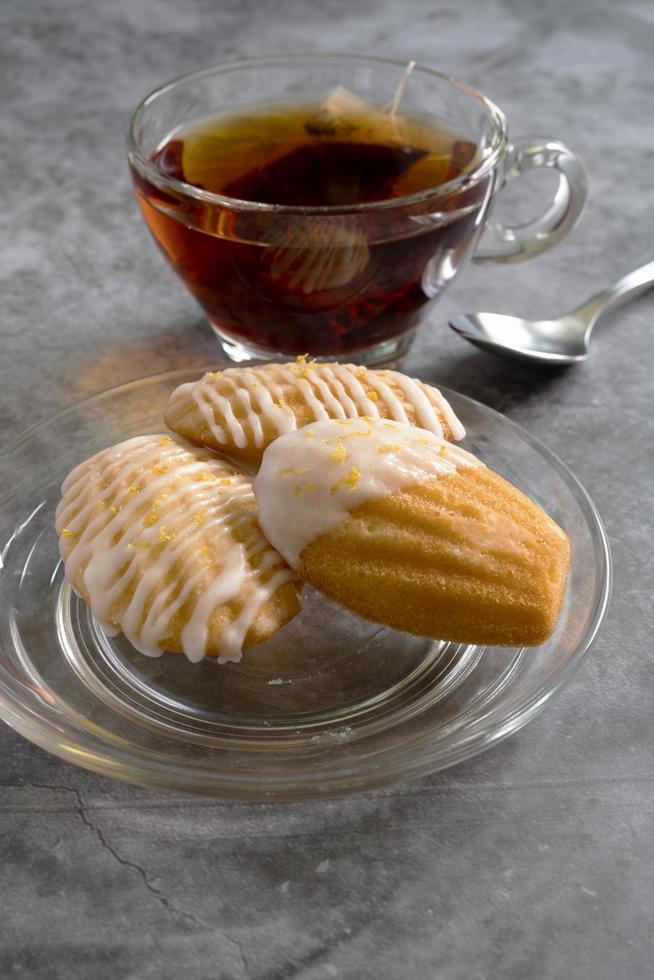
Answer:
180;107;307;192
304;78;476;198
392;138;478;197
305;85;411;146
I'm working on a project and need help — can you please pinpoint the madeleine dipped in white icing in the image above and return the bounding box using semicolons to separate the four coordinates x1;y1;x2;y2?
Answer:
55;435;300;662
254;418;570;647
164;361;465;463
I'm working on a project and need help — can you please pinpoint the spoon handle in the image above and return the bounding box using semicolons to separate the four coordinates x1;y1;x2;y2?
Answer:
572;259;654;330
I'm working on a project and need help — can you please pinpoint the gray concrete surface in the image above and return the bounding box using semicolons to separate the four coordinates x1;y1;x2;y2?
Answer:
2;0;654;977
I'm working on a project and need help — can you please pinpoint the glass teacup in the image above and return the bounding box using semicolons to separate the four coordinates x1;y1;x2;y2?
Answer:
127;55;586;366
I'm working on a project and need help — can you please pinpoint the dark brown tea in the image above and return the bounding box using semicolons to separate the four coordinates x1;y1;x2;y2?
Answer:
131;91;490;357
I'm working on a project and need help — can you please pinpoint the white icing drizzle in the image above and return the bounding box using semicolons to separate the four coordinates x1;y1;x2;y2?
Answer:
166;363;465;452
55;434;297;663
254;418;484;567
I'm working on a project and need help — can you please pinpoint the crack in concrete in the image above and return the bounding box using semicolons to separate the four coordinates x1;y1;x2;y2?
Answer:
231;936;251;978
270;917;370;980
73;797;208;931
4;779;251;977
22;781;206;929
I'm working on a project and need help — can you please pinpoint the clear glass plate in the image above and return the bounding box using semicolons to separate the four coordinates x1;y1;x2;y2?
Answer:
0;367;611;800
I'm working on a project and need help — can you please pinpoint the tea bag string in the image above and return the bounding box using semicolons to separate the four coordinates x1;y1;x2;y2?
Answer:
387;60;416;116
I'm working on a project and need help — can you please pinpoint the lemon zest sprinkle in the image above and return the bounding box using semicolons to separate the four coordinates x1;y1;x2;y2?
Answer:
293;353;317;378
342;429;371;439
331;468;361;494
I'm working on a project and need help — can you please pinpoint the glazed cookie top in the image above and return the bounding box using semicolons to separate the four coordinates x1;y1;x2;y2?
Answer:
56;434;299;662
164;361;466;459
254;417;483;566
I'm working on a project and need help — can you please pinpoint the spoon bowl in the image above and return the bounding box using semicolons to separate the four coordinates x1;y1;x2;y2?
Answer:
449;312;589;365
449;259;654;364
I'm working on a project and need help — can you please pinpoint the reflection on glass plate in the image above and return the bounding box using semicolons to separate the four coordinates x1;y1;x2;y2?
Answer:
0;367;611;800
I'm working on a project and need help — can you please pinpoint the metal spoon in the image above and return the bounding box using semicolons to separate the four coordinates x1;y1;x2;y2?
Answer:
449;259;654;365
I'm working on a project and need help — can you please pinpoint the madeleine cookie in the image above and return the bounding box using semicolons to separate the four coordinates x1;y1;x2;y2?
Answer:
254;419;570;647
164;361;465;463
55;435;300;662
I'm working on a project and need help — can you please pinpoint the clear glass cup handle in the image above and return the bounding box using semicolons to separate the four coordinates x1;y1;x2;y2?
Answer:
473;137;588;263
